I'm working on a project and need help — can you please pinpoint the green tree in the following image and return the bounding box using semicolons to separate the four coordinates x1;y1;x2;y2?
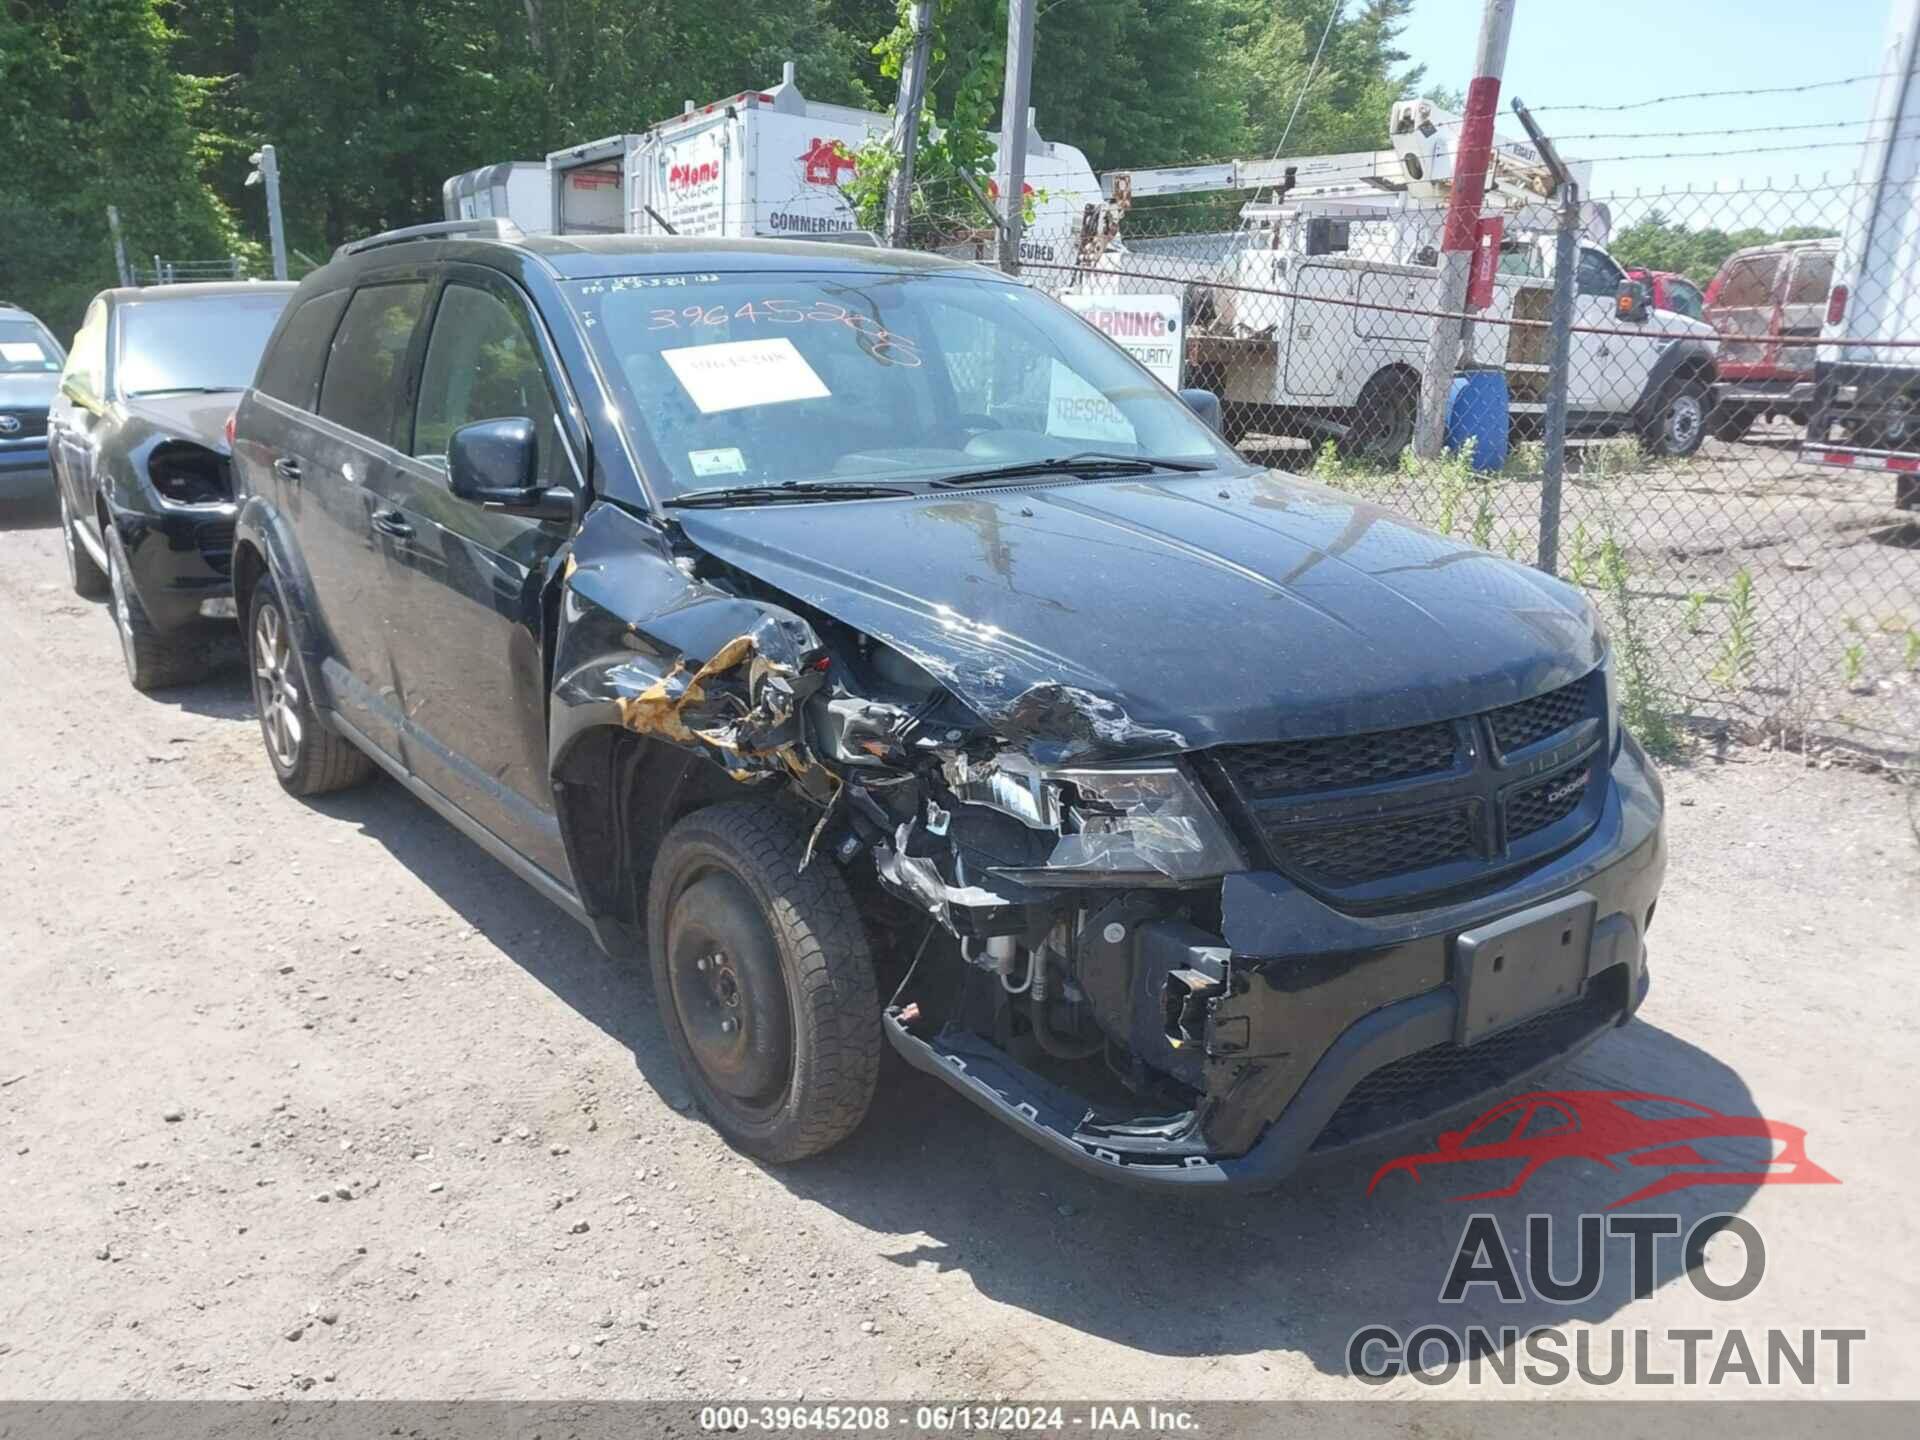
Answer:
1609;212;1838;286
0;0;253;338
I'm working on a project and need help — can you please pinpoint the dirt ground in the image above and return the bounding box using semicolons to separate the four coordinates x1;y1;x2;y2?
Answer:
2;488;1917;1405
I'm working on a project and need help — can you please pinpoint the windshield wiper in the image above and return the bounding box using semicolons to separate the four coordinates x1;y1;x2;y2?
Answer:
934;452;1214;488
129;386;236;397
664;478;922;509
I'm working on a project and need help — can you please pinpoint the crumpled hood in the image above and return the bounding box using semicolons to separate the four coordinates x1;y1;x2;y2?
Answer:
120;392;239;453
673;469;1602;758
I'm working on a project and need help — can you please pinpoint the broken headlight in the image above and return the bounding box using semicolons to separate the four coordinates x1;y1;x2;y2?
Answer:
955;756;1244;881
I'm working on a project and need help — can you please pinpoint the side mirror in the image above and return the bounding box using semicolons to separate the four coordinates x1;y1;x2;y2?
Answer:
447;417;573;521
1179;387;1224;436
1615;280;1651;326
59;375;87;405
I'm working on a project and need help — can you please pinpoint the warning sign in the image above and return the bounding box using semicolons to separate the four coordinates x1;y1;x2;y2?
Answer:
1062;293;1183;390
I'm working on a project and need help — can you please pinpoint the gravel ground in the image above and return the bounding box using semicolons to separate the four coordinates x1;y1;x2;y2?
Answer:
1;489;1917;1404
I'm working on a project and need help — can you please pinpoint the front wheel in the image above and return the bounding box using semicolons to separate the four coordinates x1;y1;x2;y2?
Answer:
1640;382;1708;458
1342;371;1418;466
647;800;881;1163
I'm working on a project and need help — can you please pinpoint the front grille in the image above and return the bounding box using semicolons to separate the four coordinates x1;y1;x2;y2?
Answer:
0;409;49;441
1506;767;1590;840
1213;723;1455;798
1269;803;1479;887
1487;678;1588;753
1310;984;1620;1152
1209;668;1603;901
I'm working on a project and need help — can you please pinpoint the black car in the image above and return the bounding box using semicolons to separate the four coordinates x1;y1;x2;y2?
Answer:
228;220;1666;1190
0;301;65;500
51;281;296;689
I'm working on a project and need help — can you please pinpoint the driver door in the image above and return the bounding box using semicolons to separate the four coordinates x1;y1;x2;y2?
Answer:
376;267;583;879
1568;247;1643;413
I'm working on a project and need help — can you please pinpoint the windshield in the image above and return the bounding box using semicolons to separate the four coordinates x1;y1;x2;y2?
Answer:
565;269;1235;497
117;291;291;397
0;319;61;374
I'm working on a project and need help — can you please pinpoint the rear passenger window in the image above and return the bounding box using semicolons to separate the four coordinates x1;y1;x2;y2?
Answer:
318;282;428;446
255;290;349;409
1787;253;1834;306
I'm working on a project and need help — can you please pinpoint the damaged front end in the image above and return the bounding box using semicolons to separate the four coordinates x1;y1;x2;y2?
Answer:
560;512;1663;1192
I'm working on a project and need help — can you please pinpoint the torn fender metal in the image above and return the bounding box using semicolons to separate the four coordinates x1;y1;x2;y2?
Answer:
874;819;1015;933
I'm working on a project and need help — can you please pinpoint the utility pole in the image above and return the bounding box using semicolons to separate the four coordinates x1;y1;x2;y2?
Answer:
247;144;288;281
1412;0;1515;457
885;1;935;248
105;206;130;287
995;0;1038;274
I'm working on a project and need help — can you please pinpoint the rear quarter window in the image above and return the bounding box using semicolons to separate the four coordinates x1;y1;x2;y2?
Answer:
255;290;350;409
317;281;429;446
1787;252;1835;306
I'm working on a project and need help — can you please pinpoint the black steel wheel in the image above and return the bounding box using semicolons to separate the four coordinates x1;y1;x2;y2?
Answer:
647;800;880;1162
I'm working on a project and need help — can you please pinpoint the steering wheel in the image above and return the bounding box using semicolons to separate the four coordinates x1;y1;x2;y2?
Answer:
929;412;1003;449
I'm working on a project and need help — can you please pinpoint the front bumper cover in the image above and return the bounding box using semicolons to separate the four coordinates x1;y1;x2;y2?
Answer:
884;733;1667;1190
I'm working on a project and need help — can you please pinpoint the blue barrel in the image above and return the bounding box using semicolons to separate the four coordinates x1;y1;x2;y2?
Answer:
1447;371;1510;472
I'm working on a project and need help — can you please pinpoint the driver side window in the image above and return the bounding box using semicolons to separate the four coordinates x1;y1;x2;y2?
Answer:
413;282;568;487
1576;248;1624;298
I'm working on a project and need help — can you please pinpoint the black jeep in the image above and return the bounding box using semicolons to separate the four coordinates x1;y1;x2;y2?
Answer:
228;219;1666;1189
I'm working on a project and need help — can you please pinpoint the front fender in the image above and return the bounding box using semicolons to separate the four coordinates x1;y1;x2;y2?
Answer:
1634;340;1718;417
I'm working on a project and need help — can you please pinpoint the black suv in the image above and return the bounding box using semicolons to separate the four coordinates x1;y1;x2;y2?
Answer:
230;219;1666;1190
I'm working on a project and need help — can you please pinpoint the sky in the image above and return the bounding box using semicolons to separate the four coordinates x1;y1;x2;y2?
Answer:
1393;0;1904;217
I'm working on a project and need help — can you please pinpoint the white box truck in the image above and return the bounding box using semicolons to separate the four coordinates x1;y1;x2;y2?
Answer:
534;63;1102;258
442;162;554;235
1801;0;1920;508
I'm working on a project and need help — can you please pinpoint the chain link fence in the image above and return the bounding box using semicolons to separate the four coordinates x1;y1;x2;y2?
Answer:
900;171;1919;766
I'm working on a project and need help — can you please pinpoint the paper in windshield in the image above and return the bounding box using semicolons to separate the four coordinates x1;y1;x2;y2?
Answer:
662;337;830;414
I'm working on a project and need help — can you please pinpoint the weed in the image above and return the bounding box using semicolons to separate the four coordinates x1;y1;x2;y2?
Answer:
1565;521;1593;587
1714;568;1757;688
1683;590;1711;634
1599;532;1679;757
1471;479;1496;550
1907;630;1920;671
1843;643;1866;686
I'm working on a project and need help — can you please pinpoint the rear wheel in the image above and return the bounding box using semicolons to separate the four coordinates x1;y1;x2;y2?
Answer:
105;524;206;690
647;800;880;1163
1342;370;1418;466
60;490;108;600
248;575;375;795
1640;381;1708;458
1707;404;1757;443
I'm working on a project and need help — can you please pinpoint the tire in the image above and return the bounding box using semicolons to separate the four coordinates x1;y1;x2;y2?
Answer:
647;800;881;1163
1342;370;1418;465
1707;405;1756;443
247;574;376;796
105;523;207;690
60;489;108;600
1640;381;1708;458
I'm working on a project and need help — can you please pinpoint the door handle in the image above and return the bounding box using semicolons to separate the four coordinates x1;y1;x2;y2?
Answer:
370;508;414;540
272;456;303;484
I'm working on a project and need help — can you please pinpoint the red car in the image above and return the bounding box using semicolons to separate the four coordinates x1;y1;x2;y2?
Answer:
1367;1090;1839;1208
1622;267;1707;323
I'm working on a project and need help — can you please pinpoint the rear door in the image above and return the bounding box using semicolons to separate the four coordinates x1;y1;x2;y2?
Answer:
300;277;432;756
1707;252;1784;380
1778;248;1835;384
374;267;582;876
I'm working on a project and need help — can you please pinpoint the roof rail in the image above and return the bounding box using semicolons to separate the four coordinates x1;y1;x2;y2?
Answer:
333;218;524;261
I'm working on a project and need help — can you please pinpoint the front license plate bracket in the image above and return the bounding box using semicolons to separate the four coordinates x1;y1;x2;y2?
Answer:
1453;893;1596;1046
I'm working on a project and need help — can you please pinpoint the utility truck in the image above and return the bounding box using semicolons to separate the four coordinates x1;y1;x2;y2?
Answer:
1801;0;1920;508
1085;100;1721;459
